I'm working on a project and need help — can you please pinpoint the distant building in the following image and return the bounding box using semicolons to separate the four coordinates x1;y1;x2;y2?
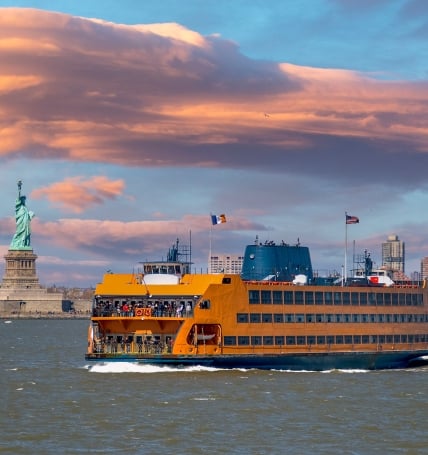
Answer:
209;253;244;274
421;257;428;280
382;234;405;273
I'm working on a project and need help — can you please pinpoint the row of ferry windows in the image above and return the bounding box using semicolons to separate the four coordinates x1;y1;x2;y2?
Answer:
223;334;428;346
248;290;423;306
237;313;428;323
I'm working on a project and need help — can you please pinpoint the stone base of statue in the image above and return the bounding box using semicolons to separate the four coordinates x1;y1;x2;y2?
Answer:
0;249;65;316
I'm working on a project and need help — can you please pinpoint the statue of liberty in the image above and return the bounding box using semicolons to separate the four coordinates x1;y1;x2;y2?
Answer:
10;180;35;250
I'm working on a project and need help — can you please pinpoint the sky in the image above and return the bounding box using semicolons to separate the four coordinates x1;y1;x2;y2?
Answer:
0;0;428;287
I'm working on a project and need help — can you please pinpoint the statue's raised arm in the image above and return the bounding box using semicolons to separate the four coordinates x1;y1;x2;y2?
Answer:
10;180;35;250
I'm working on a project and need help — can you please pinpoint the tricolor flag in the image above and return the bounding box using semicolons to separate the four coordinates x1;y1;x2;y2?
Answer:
211;213;227;225
346;214;359;224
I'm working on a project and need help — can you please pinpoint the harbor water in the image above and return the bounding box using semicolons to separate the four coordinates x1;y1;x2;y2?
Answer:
1;319;427;455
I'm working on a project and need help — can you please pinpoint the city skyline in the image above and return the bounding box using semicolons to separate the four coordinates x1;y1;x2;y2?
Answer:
0;1;428;286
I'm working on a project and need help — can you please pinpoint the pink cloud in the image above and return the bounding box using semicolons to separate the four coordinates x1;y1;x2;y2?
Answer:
31;176;125;213
0;8;426;187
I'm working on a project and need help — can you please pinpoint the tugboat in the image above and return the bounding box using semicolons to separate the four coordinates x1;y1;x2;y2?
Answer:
85;238;428;370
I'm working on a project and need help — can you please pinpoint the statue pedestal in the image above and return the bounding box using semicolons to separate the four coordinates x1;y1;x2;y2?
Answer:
0;249;64;315
2;249;41;289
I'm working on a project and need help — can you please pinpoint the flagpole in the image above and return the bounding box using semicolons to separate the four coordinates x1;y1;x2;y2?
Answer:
209;215;212;273
344;212;348;285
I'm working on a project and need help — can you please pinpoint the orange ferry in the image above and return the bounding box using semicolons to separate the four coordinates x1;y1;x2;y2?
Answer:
85;239;428;370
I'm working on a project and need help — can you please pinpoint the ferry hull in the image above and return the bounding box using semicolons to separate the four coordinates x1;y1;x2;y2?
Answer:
85;350;428;371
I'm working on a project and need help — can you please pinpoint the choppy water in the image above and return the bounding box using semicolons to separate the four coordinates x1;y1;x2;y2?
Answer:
1;319;427;454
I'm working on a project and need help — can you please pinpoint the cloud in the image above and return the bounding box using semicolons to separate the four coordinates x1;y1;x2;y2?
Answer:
0;7;425;190
30;176;125;213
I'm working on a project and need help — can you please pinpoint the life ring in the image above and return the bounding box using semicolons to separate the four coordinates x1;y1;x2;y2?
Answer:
135;308;144;317
144;308;152;317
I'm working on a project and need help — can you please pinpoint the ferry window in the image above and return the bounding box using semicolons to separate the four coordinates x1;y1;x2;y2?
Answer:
362;335;369;344
384;293;391;306
344;314;351;323
317;336;325;344
353;335;361;344
360;293;367;305
272;291;282;304
406;294;412;306
316;314;324;322
368;293;376;305
285;314;294;323
342;292;350;305
326;336;334;345
284;291;293;304
262;313;273;323
386;314;392;323
238;336;250;346
295;291;304;304
351;292;359;305
286;336;296;345
335;314;342;323
200;300;210;309
362;314;369;323
378;314;384;323
251;336;262;345
222;277;231;284
296;314;304;323
326;314;333;323
393;335;400;343
305;292;314;305
392;293;398;305
315;292;324;305
400;334;407;343
224;336;236;346
274;313;284;323
297;336;306;345
377;294;384;306
393;314;399;323
336;335;343;344
334;292;342;305
261;290;272;304
249;290;260;304
307;336;315;345
370;314;377;323
400;314;406;322
399;293;405;306
236;313;249;323
263;336;274;345
305;314;314;323
411;294;418;306
250;313;261;323
345;335;353;344
324;292;332;305
370;335;378;344
353;314;360;323
275;336;285;345
379;335;385;344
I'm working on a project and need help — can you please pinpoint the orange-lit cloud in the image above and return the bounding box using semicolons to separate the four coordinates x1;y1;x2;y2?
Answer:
0;7;426;173
31;176;125;213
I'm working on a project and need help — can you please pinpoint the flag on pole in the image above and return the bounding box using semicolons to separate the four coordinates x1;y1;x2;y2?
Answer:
346;214;359;224
211;214;227;225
